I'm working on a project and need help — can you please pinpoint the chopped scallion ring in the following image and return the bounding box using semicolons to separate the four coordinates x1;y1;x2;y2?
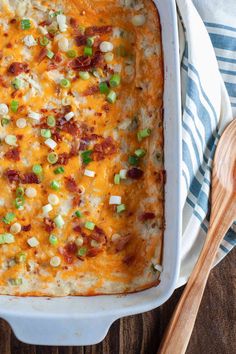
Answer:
21;19;31;30
84;46;93;57
32;164;42;174
87;36;95;47
10;100;19;113
47;152;58;164
47;115;56;127
66;50;77;58
0;233;15;244
75;210;83;218
78;247;87;257
17;252;27;263
27;236;39;247
85;221;95;230
107;90;117;104
2;212;15;224
49;234;58;246
11;78;22;90
46;49;54;59
114;174;121;185
99;82;109;94
128;155;139;166
16;187;24;197
15;197;25;209
54;215;65;228
5;134;17;146
79;71;90;80
109;74;121;88
54;166;65;175
117;204;126;213
40;36;50;46
81;150;93;164
50;256;61;267
1;118;10;126
137;128;152;142
50;180;60;190
42;203;53;214
60;78;71;88
134;148;146;158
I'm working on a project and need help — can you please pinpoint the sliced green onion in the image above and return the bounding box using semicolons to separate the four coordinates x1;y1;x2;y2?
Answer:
15;197;25;209
117;204;126;213
2;212;15;224
107;90;117;104
87;36;95;47
47;152;58;164
1;118;10;126
128;155;139;166
49;234;58;246
5;134;17;146
41;128;51;138
9;278;22;285
40;36;50;46
54;215;65;228
109;74;121;88
11;78;22;90
66;50;77;58
79;71;90;80
50;10;63;18
10;100;19;113
75;210;83;218
60;78;71;88
85;221;95;230
137;128;152;142
81;150;93;164
84;46;93;57
46;49;54;59
50;180;60;190
32;164;42;175
16;187;24;197
47;115;56;127
54;166;65;175
114;174;121;185
134;148;146;158
16;252;27;263
21;19;31;30
0;233;15;244
99;82;109;94
78;247;87;257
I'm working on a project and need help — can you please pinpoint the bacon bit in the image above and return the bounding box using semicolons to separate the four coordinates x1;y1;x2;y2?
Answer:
39;20;51;27
5;169;20;183
73;225;82;233
87;248;102;257
90;226;107;245
9;19;17;25
21;172;40;184
83;85;99;96
70;17;78;28
127;168;144;180
75;35;87;47
8;62;29;76
43;217;55;233
54;52;63;63
92;137;116;161
6;43;12;49
57;152;70;165
21;224;31;232
4;148;20;161
114;234;131;252
0;75;9;88
51;130;62;142
69;51;103;71
72;195;81;207
0;50;3;60
47;62;57;71
64;176;78;193
59;242;78;264
38;48;48;63
85;25;112;36
61;121;80;136
70;139;80;156
139;212;156;222
123;254;135;265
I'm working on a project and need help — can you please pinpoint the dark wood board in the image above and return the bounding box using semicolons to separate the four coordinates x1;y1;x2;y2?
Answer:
0;248;235;354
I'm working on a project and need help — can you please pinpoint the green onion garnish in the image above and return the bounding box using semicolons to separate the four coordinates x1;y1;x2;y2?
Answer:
60;78;71;89
75;210;83;218
66;50;77;58
79;71;90;80
21;19;31;30
47;115;56;127
10;100;19;113
1;118;10;126
99;82;109;94
41;129;51;138
54;166;65;175
49;234;58;246
50;180;60;190
54;215;64;228
78;247;87;257
107;90;117;104
128;155;139;166
40;36;50;46
15;197;25;209
32;164;42;175
47;152;58;164
81;150;93;164
114;174;121;185
137;128;152;142
134;148;146;157
87;36;95;47
109;74;121;88
46;50;54;59
50;10;63;18
9;278;22;285
84;46;93;57
0;233;15;244
16;187;24;197
85;221;95;230
11;78;22;90
17;252;27;263
117;204;126;213
2;212;15;224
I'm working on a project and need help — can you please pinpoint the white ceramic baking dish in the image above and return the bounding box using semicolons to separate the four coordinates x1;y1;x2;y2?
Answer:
0;0;181;346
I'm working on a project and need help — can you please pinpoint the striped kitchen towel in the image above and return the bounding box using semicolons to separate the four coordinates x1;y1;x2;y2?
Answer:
177;0;236;286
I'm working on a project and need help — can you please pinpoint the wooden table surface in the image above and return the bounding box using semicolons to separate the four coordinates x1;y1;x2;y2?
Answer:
0;248;235;354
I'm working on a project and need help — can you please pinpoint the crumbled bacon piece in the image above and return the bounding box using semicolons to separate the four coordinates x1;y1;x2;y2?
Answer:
87;248;102;257
75;35;87;47
5;169;20;183
139;212;156;222
70;139;80;156
70;17;78;28
21;173;40;184
0;75;9;88
127;168;144;180
123;254;135;265
4;148;20;161
51;130;62;142
8;62;29;75
57;152;70;165
59;242;78;264
38;48;48;63
90;226;107;245
69;52;103;71
85;25;112;36
43;218;55;233
92;137;116;161
39;20;51;27
54;52;63;63
73;225;82;233
21;224;31;232
72;195;81;207
61;121;80;136
64;176;78;193
83;85;100;96
113;234;131;252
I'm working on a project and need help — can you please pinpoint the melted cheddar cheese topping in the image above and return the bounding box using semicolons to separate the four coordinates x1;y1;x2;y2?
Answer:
0;0;164;296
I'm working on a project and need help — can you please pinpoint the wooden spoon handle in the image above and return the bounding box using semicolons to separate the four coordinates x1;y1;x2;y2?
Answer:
158;206;234;354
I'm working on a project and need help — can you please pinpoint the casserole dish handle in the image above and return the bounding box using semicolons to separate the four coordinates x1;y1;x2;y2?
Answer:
4;315;117;345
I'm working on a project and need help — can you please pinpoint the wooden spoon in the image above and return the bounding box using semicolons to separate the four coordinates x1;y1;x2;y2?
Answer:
158;119;236;354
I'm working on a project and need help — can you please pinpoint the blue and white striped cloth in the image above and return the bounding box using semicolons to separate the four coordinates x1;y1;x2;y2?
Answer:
177;0;236;286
